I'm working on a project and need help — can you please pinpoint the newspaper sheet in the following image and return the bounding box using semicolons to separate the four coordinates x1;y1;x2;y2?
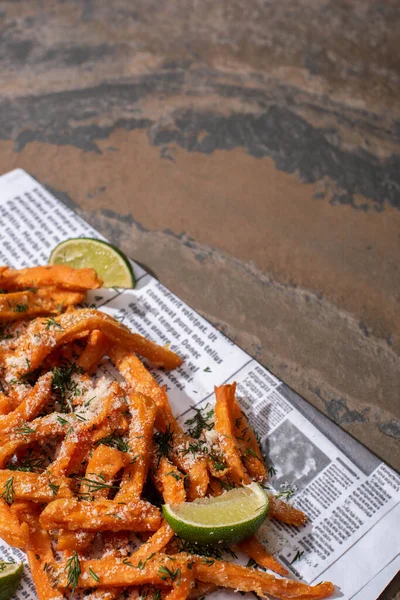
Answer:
0;168;399;600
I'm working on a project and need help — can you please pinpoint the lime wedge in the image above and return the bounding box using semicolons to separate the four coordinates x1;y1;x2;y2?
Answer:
163;482;269;545
49;238;135;288
0;562;23;600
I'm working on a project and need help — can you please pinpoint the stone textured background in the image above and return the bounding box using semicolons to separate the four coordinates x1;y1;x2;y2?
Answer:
0;1;399;595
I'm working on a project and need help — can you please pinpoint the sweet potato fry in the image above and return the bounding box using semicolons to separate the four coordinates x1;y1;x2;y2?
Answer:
77;330;110;373
269;494;307;526
0;498;29;549
0;413;74;467
0;264;102;291
55;553;188;589
0;373;53;432
116;392;157;502
22;506;64;600
110;348;208;498
40;497;161;532
12;309;182;374
238;536;288;576
152;456;186;504
110;346;165;406
0;289;85;321
57;444;129;551
48;381;125;476
188;581;218;600
0;393;12;415
128;520;175;564
190;554;334;600
229;389;267;483
0;470;72;503
214;384;250;485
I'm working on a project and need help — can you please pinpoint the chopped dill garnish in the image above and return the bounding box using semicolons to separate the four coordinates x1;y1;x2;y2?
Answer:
153;425;174;466
13;303;28;313
7;450;45;473
14;423;35;435
244;448;264;463
95;432;130;453
177;540;237;561
88;567;100;582
44;317;63;330
291;550;304;564
76;474;118;497
276;488;295;501
184;404;214;439
0;477;15;504
51;362;84;409
48;480;60;497
65;551;81;592
158;565;181;585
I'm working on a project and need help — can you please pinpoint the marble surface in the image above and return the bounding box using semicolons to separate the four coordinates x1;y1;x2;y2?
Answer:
0;1;399;596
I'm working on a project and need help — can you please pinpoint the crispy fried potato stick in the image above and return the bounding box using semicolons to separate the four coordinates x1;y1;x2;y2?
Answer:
190;554;334;600
0;373;53;432
0;265;102;291
55;553;188;589
0;289;85;321
40;497;161;532
115;393;157;502
77;330;111;373
228;386;267;483
188;581;218;599
0;393;12;415
152;455;186;504
0;413;75;467
214;384;250;485
0;498;29;549
11;309;182;374
0;470;72;503
22;505;64;600
126;520;175;564
111;347;208;500
238;536;288;576
57;445;130;551
268;494;307;526
48;381;126;476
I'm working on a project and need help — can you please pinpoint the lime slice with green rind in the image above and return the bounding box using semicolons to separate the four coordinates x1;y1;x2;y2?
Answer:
0;562;23;600
49;238;135;288
163;482;269;545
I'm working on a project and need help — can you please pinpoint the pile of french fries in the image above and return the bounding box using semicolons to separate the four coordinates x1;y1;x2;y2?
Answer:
0;265;335;600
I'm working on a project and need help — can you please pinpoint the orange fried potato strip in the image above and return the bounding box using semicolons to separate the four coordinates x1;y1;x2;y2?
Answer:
238;535;288;576
111;347;208;500
0;498;29;549
77;330;111;373
0;372;53;432
152;455;186;504
190;554;334;600
269;493;307;526
55;553;189;590
40;497;161;532
21;505;64;600
0;289;85;321
57;444;130;551
214;384;250;485
0;470;72;503
115;392;157;502
11;309;182;374
0;264;102;291
228;385;267;482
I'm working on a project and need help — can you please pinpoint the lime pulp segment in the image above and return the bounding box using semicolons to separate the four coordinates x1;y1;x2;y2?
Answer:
49;238;135;288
